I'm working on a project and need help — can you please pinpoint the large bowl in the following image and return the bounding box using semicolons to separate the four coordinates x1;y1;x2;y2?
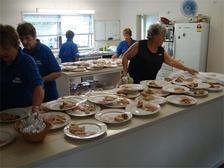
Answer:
14;121;50;143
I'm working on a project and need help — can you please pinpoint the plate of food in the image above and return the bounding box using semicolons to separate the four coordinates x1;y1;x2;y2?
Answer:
162;84;189;94
186;82;210;90
41;112;71;130
166;95;197;106
0;108;28;123
143;88;170;97
137;94;166;105
66;102;101;117
64;121;107;139
88;95;118;105
206;83;223;92
140;80;169;88
61;62;76;66
186;90;209;97
162;76;174;82
172;76;200;86
95;109;132;124
0;128;17;147
73;61;90;67
44;100;78;111
104;97;133;108
58;96;87;102
116;89;140;99
86;66;103;70
119;84;145;91
126;101;160;116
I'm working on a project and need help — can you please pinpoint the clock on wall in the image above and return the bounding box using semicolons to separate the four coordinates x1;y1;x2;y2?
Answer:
180;0;198;17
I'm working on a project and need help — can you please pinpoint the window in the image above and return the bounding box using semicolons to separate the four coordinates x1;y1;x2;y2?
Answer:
23;13;93;49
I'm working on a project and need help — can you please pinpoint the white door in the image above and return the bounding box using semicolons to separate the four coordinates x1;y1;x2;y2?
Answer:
175;23;202;71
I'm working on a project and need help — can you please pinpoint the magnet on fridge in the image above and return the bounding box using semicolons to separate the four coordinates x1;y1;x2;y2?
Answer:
196;24;202;32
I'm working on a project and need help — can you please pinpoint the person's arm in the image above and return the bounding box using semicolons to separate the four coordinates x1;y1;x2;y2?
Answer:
122;42;139;76
42;72;61;82
32;85;44;112
112;41;123;59
42;48;61;82
73;43;80;61
164;51;198;75
25;56;45;112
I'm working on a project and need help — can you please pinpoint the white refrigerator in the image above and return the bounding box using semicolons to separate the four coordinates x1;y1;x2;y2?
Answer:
174;22;209;72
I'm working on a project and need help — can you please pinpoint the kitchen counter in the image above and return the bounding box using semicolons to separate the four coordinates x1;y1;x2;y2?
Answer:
1;90;223;167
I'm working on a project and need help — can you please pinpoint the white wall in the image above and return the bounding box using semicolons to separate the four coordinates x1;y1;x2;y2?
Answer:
0;0;3;22
1;0;223;73
119;0;224;73
1;0;120;48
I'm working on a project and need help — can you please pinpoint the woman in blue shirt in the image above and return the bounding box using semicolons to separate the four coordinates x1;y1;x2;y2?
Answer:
59;30;79;63
0;24;44;111
112;28;136;58
17;22;61;102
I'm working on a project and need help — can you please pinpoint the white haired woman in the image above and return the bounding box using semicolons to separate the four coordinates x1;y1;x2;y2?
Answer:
122;23;197;84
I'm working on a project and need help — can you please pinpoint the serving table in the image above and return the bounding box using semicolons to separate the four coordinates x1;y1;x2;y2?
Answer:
56;66;122;97
0;90;223;168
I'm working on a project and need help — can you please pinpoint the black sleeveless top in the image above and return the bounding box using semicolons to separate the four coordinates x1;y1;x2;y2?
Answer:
128;40;165;83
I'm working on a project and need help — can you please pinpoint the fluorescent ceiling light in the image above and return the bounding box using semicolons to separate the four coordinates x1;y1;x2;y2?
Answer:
36;8;95;14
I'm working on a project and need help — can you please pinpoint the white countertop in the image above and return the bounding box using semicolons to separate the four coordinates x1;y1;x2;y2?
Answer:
0;90;224;167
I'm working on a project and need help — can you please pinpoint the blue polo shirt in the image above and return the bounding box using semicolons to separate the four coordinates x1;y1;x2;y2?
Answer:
0;48;43;111
23;40;61;102
59;39;79;63
116;38;136;56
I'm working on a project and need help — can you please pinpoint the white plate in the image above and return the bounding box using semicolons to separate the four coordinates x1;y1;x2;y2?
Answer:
73;61;89;66
119;84;145;91
126;102;160;116
113;88;140;99
95;109;132;124
85;91;112;97
206;85;224;92
88;95;119;105
186;82;210;89
162;84;190;94
136;95;166;105
44;99;79;111
64;121;107;139
149;88;170;97
41;112;71;130
166;95;197;106
66;102;101;117
58;95;87;103
0;128;17;147
61;62;75;66
0;108;28;123
186;90;209;97
172;78;201;86
104;98;133;108
140;80;169;88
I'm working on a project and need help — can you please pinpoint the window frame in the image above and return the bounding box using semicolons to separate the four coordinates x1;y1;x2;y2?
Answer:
22;12;94;50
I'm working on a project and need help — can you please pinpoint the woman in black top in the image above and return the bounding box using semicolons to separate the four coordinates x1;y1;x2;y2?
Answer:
122;24;197;84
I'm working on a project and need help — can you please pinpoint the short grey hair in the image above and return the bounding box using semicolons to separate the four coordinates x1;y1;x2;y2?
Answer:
147;23;166;40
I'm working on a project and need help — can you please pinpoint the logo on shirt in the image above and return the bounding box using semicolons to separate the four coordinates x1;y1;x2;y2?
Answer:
12;77;22;84
158;53;163;56
36;60;42;66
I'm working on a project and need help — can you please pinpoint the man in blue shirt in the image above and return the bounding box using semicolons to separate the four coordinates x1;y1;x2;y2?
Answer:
112;28;136;58
59;30;79;63
0;24;44;111
17;22;61;102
